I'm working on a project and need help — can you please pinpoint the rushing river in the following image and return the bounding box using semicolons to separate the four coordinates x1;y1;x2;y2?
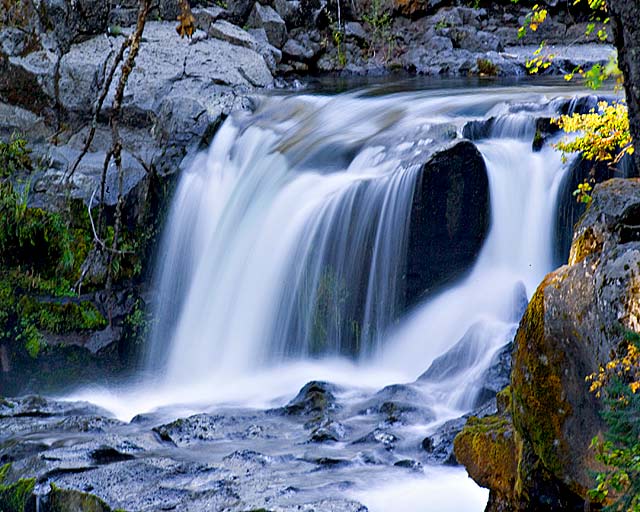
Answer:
54;81;617;511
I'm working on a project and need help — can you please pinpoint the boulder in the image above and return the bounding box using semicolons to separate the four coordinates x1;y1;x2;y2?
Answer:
248;3;288;48
406;139;490;306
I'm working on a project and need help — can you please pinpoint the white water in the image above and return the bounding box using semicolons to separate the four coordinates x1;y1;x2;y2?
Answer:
67;84;586;511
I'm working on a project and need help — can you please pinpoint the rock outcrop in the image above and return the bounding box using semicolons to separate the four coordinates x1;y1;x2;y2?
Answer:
407;139;490;306
455;178;640;511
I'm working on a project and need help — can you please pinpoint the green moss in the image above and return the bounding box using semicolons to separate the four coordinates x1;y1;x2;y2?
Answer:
497;385;512;414
19;299;107;334
569;227;601;265
0;464;35;512
49;486;115;512
511;274;572;477
454;414;518;495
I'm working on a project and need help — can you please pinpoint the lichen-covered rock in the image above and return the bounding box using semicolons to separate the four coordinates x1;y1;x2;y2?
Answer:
454;414;518;506
457;178;640;510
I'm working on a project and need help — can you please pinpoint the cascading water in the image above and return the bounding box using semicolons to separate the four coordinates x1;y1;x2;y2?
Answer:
66;83;604;512
148;87;569;389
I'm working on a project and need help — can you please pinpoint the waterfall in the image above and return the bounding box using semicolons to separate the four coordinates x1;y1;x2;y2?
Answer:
147;86;572;393
62;84;593;512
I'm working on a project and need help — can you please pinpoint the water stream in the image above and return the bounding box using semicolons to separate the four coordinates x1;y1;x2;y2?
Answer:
64;83;600;511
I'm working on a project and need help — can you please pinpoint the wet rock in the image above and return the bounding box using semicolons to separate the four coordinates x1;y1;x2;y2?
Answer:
248;3;288;48
153;414;222;447
280;381;341;419
420;323;506;382
473;341;513;408
309;420;347;442
394;458;423;471
354;428;398;449
406;140;490;306
421;416;464;465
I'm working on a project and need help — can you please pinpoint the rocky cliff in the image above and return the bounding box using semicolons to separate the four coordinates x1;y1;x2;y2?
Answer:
455;178;640;511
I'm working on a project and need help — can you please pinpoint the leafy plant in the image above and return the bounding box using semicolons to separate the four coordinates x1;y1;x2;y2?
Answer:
518;4;548;39
362;0;394;62
586;331;640;511
476;58;498;76
553;101;633;165
0;135;31;177
525;42;554;74
332;23;346;67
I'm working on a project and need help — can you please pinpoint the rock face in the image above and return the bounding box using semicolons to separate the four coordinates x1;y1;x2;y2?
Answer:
456;178;640;511
406;139;490;306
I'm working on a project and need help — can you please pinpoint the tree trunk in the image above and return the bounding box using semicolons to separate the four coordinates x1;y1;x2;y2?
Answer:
608;0;640;175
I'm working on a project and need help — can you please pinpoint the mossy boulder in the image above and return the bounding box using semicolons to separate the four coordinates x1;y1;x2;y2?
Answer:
48;486;115;512
454;414;518;503
457;178;640;510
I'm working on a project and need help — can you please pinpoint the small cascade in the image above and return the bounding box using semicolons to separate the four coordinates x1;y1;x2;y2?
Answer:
148;86;579;394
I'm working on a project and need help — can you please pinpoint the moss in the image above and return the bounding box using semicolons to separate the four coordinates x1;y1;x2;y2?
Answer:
49;485;115;512
0;464;35;512
569;227;601;265
19;299;107;334
496;385;512;414
0;135;31;177
454;414;518;496
511;273;572;477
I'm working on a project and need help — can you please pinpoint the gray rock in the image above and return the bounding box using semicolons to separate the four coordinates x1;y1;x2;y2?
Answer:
274;0;303;27
57;22;272;123
344;22;367;43
248;3;287;48
193;6;229;32
226;0;256;23
282;31;322;61
248;28;283;73
209;20;257;48
449;26;503;52
0;49;57;118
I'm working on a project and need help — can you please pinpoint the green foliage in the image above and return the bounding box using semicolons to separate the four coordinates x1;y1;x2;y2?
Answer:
331;24;346;67
362;0;394;63
573;180;593;204
553;101;632;204
525;42;554;74
0;179;104;358
564;56;622;90
518;4;548;39
0;463;35;512
587;331;640;511
0;135;31;177
476;58;498;76
553;101;633;165
521;0;622;89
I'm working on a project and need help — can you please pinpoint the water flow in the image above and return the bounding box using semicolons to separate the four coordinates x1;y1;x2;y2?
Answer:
383;135;568;413
148;86;573;394
149;95;424;382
